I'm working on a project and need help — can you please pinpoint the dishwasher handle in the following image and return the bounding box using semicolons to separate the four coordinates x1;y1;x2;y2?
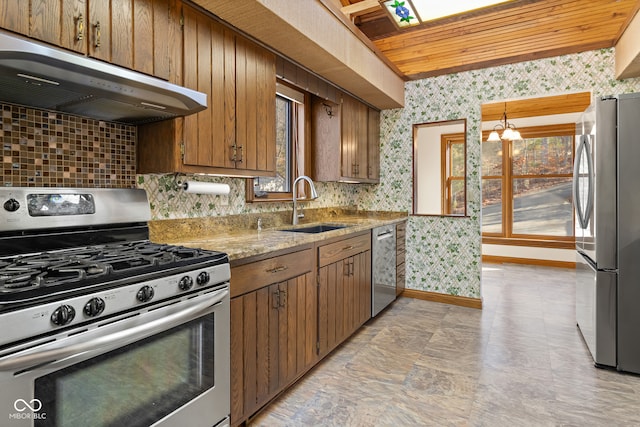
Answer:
0;288;228;373
376;231;394;241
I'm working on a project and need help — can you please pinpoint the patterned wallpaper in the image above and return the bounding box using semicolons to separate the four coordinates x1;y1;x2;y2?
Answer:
138;48;640;300
1;103;136;188
357;48;640;299
137;174;360;219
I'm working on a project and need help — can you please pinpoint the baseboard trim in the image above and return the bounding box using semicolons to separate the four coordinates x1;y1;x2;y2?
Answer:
401;289;482;309
482;255;576;269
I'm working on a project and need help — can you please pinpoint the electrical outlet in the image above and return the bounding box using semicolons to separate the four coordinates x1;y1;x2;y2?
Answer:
219;194;229;206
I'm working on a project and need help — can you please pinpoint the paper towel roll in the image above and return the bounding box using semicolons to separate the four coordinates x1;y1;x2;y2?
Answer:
182;181;230;195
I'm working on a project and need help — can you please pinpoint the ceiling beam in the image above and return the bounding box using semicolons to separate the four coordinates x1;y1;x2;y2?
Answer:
341;0;381;20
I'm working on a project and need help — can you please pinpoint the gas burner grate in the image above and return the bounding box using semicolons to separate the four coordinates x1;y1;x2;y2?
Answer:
0;240;226;297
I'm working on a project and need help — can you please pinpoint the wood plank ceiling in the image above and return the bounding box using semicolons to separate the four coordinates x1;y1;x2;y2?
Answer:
338;0;640;80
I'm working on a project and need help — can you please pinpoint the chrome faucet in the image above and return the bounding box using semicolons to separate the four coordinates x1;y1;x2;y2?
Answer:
292;175;319;225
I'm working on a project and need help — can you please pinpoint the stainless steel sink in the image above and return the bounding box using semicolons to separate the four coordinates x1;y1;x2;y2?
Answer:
280;224;348;234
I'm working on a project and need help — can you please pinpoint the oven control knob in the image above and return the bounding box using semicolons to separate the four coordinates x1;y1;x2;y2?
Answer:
178;275;194;291
3;198;20;212
196;271;210;286
84;297;106;317
51;304;76;326
137;285;155;302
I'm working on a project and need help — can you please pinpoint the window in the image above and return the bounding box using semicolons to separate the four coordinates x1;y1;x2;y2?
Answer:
246;82;306;202
481;124;575;244
441;133;465;215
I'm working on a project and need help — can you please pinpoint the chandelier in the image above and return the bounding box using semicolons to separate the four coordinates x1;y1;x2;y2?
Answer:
486;103;522;142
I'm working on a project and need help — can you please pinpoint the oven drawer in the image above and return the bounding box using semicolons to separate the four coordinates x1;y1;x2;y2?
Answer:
318;233;371;268
231;248;314;297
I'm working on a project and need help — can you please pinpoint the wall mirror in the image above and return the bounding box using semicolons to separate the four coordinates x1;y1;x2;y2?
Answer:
413;119;467;216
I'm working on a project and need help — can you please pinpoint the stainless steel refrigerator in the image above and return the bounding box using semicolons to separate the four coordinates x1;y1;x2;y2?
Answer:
573;92;640;373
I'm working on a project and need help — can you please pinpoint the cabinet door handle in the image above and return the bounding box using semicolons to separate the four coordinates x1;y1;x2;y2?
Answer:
279;289;287;307
343;245;354;251
237;145;243;163
273;289;280;309
267;266;288;274
94;21;101;48
76;13;84;41
230;144;237;162
343;262;350;276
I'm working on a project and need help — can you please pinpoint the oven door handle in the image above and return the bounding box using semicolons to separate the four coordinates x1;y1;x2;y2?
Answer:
0;288;228;373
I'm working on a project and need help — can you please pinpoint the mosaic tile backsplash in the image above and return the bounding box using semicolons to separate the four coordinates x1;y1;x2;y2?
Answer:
139;47;640;301
1;103;136;188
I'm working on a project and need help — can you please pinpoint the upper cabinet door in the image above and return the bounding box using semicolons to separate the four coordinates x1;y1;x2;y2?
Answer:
367;108;380;182
8;0;87;54
181;4;230;169
0;0;29;35
87;0;111;62
312;93;380;184
235;36;276;174
181;2;276;176
88;0;171;79
0;0;172;80
342;94;368;180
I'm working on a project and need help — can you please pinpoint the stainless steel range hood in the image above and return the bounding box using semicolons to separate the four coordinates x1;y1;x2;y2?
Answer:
0;31;207;125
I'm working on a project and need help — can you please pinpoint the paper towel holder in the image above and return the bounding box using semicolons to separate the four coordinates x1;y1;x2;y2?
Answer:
170;173;185;191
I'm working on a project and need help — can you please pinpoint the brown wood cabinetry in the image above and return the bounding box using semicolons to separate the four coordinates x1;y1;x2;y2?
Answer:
137;2;276;177
229;231;375;425
0;0;174;80
0;0;29;35
230;248;317;426
396;221;406;296
312;93;380;183
317;232;371;356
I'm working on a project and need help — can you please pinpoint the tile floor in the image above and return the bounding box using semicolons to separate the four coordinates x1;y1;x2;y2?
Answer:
249;263;640;426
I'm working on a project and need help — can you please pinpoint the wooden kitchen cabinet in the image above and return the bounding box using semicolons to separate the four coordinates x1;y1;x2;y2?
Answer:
230;247;317;426
137;2;276;177
367;108;381;180
312;93;380;183
0;0;174;80
0;0;87;53
317;232;372;357
0;0;29;36
396;220;406;296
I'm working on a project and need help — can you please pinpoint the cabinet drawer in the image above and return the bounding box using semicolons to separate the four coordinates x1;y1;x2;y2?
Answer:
319;233;371;267
231;248;314;297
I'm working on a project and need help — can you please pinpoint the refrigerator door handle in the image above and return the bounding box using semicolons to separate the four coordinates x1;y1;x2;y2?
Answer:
573;135;594;230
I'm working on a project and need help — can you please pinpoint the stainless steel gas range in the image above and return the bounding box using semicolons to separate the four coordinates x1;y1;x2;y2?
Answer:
0;187;230;427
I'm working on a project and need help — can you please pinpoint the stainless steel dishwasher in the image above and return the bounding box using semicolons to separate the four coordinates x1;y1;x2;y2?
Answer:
372;225;397;316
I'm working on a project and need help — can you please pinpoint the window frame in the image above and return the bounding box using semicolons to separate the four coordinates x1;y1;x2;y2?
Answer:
481;123;576;248
441;132;466;215
245;81;310;203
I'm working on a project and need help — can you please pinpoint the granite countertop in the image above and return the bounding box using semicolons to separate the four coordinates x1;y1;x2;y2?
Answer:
150;210;407;262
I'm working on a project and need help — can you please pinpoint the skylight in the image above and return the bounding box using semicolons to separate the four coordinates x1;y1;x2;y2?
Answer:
380;0;513;28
